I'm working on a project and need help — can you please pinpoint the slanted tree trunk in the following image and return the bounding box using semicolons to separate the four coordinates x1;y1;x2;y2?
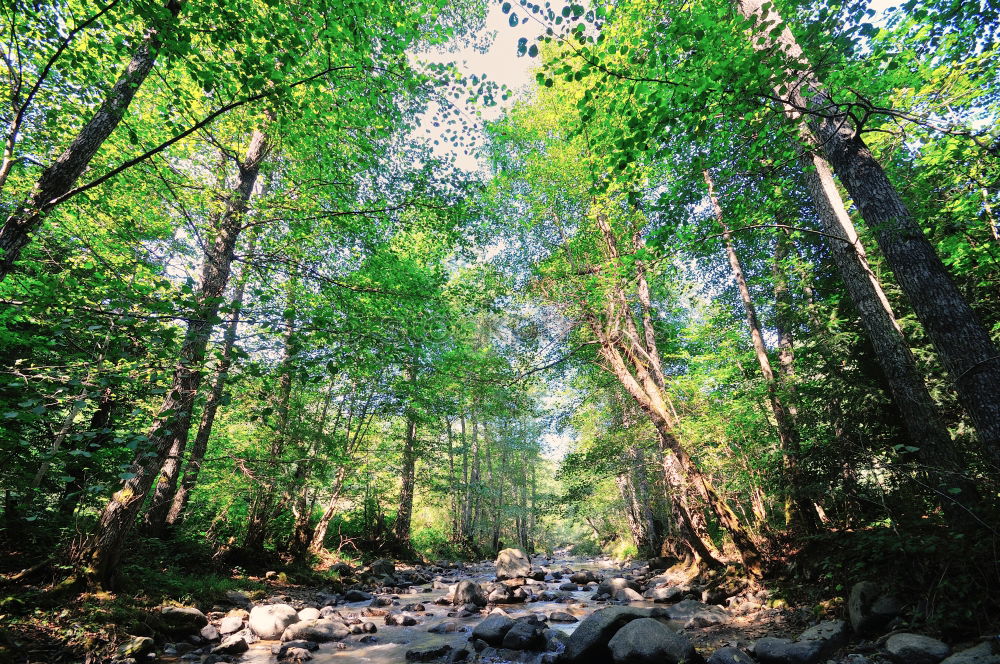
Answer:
78;126;269;587
734;0;1000;473
163;251;253;527
590;213;765;574
143;140;271;538
0;0;182;280
704;170;818;533
309;466;348;554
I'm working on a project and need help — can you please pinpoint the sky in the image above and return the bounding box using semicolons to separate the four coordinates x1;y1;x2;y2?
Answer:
414;2;546;172
415;0;902;173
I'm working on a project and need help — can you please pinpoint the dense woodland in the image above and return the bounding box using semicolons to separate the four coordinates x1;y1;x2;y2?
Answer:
1;0;999;659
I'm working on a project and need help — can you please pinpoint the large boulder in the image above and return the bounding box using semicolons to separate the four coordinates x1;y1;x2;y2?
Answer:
561;606;653;664
472;614;515;647
495;548;532;580
454;580;486;607
607;617;699;664
250;604;300;640
502;621;547;650
886;634;951;664
370;559;395;577
848;582;900;636
940;641;1000;664
281;619;350;643
160;606;208;635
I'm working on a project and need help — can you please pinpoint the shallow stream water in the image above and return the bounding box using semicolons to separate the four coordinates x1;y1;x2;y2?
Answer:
237;555;644;664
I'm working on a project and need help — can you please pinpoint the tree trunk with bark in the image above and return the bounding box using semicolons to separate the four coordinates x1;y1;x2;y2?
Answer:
77;126;269;587
735;0;1000;474
163;256;252;527
704;170;818;532
0;0;182;280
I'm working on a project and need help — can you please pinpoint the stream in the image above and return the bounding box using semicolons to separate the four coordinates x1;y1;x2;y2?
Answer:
236;555;664;664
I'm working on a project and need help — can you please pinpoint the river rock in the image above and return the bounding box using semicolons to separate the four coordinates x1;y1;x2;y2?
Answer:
800;619;848;645
708;646;755;664
283;647;313;660
281;619;350;642
429;621;459;633
298;607;320;621
212;635;249;655
219;615;244;635
559;583;580;591
501;621;546;650
454;580;486;607
561;606;652;664
344;589;373;602
250;604;300;639
849;582;900;636
886;634;951;664
570;571;598;584
646;585;684;603
118;636;154;659
200;624;220;641
496;548;532;580
940;641;1000;664
614;587;644;602
471;613;515;646
406;644;453;661
754;637;825;664
371;559;396;576
667;599;729;626
607;617;698;664
160;605;208;635
550;611;578;623
225;591;252;609
385;612;418;626
596;578;641;597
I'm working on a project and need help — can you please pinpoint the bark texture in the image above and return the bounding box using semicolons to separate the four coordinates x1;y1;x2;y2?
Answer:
705;170;818;532
0;1;182;280
735;0;1000;472
79;127;269;586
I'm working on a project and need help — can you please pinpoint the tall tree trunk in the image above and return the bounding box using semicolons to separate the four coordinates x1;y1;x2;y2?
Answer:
78;126;269;587
395;364;420;552
394;413;418;551
143;142;270;538
704;170;818;532
163;251;252;527
0;0;182;280
735;0;1000;472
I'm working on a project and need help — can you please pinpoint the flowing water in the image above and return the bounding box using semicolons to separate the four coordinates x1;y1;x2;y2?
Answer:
237;555;646;664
